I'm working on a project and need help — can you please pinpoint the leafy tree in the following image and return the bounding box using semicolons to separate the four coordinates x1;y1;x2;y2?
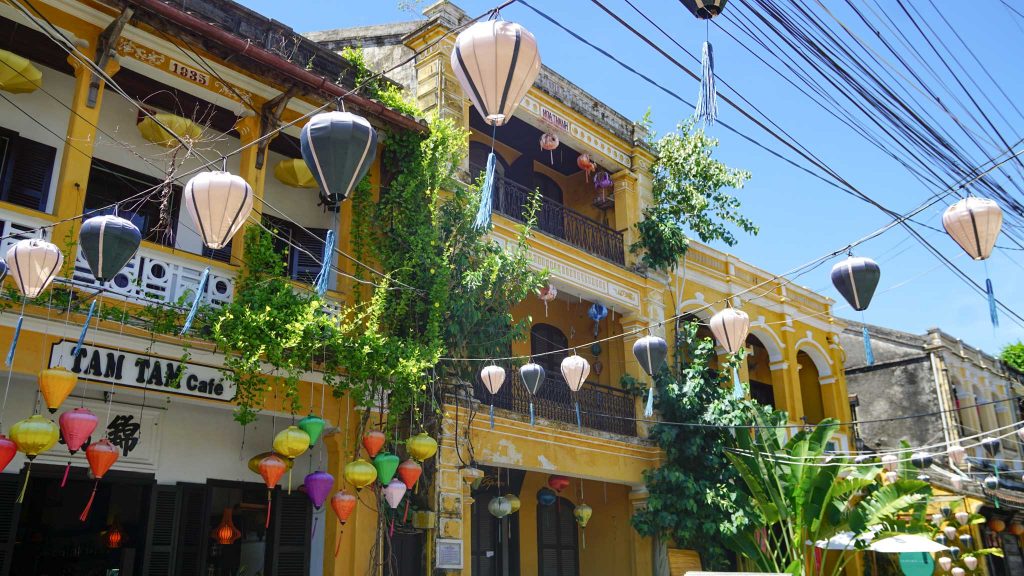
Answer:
1000;341;1024;373
632;120;756;272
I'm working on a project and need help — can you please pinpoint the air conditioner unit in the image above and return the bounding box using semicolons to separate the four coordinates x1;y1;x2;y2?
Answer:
435;538;464;570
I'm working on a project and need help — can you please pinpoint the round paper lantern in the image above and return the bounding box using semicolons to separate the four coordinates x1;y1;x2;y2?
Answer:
11;414;58;458
38;368;77;414
830;256;881;312
247;451;293;475
632;335;668;377
560;355;590;393
577;153;596;175
86;438;119;479
963;556;978;571
931;513;944;526
343;459;377;490
1009;522;1024;536
0;49;42;94
362;430;385;458
331;490;357;524
520;363;546;395
480;365;506;395
988;518;1006;533
0;435;14;473
303;470;334;510
7;239;63;298
211;508;241;545
680;0;727;19
949;546;961;560
709;308;750;354
59;407;97;454
274;158;317;189
948;444;967;466
594;172;613;193
297;414;326;447
407;433;438;462
505;494;521;514
383;479;407;509
982;436;1001;456
944;526;959;540
935;534;947;546
78;215;141;282
951;568;965;576
956;511;970;525
881;454;898;472
488;496;512;518
300;112;378;204
183;171;254;250
373;452;400;485
943;197;1003;260
538;284;557;316
105;523;123;549
1019;426;1024;442
573;503;593;528
397;459;422;490
941;506;951;519
540;133;559;152
937;557;952;572
273;426;310;461
537;487;557;507
548;475;570;493
0;261;8;285
911;452;933;469
451;20;540;127
258;454;287;528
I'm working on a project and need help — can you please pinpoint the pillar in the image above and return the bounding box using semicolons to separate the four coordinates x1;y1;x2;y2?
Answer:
612;170;639;267
780;325;806;425
406;3;467;126
433;395;472;573
230;115;267;267
628;487;654;576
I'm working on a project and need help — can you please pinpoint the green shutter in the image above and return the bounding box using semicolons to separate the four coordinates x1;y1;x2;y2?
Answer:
269;489;311;575
142;484;180;576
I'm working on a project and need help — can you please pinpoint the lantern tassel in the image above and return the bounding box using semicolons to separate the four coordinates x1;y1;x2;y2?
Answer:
288;467;292;495
61;461;70;488
529;401;535;426
987;277;999;328
581;528;587;550
312;514;319;537
489;403;495;430
404;498;410;523
732;367;743;399
862;326;875;366
695;41;717;125
575;400;582;432
265;491;272;529
5;315;22;367
313;229;336;297
389;517;395;538
79;480;98;521
72;300;97;357
473;151;496;230
644;386;654;418
16;463;30;504
334;525;344;558
180;267;210;335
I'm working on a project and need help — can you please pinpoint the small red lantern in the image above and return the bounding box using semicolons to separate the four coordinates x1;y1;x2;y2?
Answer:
258;454;287;528
105;522;123;549
548;474;570;493
80;439;119;521
362;430;385;458
211;507;242;545
577;154;596;181
397;459;422;490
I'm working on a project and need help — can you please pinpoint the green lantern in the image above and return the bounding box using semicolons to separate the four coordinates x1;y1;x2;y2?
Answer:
298;414;326;447
373;452;400;485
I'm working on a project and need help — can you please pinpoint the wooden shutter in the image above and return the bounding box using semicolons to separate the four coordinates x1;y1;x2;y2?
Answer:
472;493;498;576
3;137;55;211
201;240;233;263
290;226;328;284
269;488;311;575
537;498;578;576
142;484;181;576
176;483;208;576
0;474;22;575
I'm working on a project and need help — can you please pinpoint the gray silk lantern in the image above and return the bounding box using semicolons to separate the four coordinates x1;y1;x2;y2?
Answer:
633;335;667;418
79;215;141;283
520;362;545;426
300;112;378;206
910;452;933;469
982;437;1001;457
983;475;999;490
830;256;881;312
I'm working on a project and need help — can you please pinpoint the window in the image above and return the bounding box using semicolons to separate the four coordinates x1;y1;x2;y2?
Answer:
537;496;578;576
263;214;330;284
530;324;567;378
84;159;176;246
0;127;56;212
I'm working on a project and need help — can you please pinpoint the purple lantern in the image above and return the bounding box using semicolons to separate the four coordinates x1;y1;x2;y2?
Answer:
304;470;335;510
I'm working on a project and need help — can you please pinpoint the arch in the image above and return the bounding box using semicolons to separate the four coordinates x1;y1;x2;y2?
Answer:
747;324;784;363
531;323;568;377
797;350;826;424
469;140;508;181
746;333;778;410
793;336;833;379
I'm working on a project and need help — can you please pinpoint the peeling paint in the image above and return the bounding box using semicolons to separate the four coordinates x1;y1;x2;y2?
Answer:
537;454;556;470
481;438;524;466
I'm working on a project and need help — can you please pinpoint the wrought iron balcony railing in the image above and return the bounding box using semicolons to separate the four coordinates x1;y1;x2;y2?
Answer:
473;372;637;437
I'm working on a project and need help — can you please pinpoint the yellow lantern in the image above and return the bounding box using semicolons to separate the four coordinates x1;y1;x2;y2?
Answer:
407;433;438;462
274;159;318;188
343;459;378;490
273;426;310;494
10;414;59;503
0;49;41;94
38;368;77;414
505;494;521;514
137;113;203;147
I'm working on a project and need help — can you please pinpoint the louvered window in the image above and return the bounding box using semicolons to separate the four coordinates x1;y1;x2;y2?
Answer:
84;159;181;248
537;497;578;576
0;128;56;212
263;214;330;284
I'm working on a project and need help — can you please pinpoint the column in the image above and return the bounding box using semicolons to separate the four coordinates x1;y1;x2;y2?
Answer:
780;326;806;425
433;398;471;573
230;115;267;266
612;170;639;267
407;3;468;126
628;487;655;576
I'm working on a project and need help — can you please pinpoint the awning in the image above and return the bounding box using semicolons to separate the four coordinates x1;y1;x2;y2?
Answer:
0;49;42;94
869;534;948;553
815;531;874;550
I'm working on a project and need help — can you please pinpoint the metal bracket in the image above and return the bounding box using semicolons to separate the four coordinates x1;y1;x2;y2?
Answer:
87;7;134;108
254;87;300;169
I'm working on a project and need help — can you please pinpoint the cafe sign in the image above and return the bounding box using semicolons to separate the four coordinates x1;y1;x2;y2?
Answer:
48;340;236;402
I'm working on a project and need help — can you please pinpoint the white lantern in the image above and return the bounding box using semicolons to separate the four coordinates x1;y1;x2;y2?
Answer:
884;471;899;483
955;511;970;526
881;454;898;472
488;496;512;519
480;365;506;395
963;556;978;571
937;557;952;572
6;239;63;298
1017;426;1024;442
451;20;541;127
942;197;1003;260
931;513;944;526
951;568;965;576
709;308;750;354
950;476;963;491
943;526;958;540
383;479;407;509
560;355;590;393
947;444;966;467
183;171;254;250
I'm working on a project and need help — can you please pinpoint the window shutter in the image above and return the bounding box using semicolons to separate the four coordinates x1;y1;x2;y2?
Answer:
290;227;328;284
538;498;579;576
142;484;180;576
4;137;55;211
202;239;233;263
176;483;208;576
269;488;311;575
0;474;22;575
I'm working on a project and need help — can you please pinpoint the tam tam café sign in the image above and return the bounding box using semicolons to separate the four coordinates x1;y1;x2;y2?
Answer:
48;340;236;402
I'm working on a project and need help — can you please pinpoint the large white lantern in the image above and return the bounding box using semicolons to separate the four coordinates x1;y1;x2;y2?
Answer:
709;308;750;354
6;239;63;298
942;197;1003;260
183;171;254;250
480;365;506;395
451;20;541;127
560;355;590;393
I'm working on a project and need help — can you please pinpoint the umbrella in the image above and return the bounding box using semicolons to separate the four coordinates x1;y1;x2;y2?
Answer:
815;531;874;550
869;534;949;554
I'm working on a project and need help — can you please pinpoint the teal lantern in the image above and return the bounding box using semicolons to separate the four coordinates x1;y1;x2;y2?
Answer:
300;112;378;206
298;414;326;447
79;215;141;283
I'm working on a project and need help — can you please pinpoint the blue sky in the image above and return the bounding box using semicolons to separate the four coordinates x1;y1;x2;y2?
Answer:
240;0;1024;354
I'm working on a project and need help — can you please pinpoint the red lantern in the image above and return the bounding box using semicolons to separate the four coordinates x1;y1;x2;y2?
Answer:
0;435;16;473
80;439;119;521
397;459;422;490
548;474;570;493
1008;523;1024;536
331;490;358;557
258;454;287;528
105;522;123;549
58;408;98;487
362;430;385;458
211;507;242;545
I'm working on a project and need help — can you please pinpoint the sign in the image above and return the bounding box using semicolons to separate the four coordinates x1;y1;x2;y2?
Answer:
49;340;236;402
540;106;569;132
897;552;935;576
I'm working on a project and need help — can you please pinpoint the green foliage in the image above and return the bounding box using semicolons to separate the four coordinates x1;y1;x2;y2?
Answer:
340;46;422;117
1000;341;1024;373
632;120;756;272
630;320;783;569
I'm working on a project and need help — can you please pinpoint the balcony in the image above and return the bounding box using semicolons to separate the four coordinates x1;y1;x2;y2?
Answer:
489;173;625;266
473;373;637;437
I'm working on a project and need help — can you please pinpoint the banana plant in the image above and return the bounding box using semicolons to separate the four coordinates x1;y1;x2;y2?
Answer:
725;418;933;575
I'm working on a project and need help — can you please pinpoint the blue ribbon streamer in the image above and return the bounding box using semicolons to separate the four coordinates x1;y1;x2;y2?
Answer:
862;326;875;366
575;401;582;432
695;41;717;125
473;152;496;230
987;278;999;328
732;367;744;399
72;300;97;358
5;316;22;366
489;404;495;430
313;229;336;297
529;401;535;426
181;267;210;335
644;386;654;418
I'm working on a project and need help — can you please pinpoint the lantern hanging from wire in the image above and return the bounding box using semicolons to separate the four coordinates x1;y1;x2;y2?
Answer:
406;432;438;463
538;284;557;317
10;414;58;502
537;487;557;507
880;454;898;472
949;546;961;560
373;452;400;486
451;19;541;229
910;452;933;469
948;443;966;467
297;414;326;447
577;153;596;182
983;474;1000;490
505;494;521;514
520;362;546;425
679;0;727;124
258;454;287;528
574;503;593;548
304;470;334;511
587;303;608;337
540;133;559;164
273;426;310;493
831;255;881;365
6;239;62;365
963;557;978;571
943;196;1004;327
481;364;506;429
38;368;77;414
362;430;386;458
247;451;293;475
383;479;407;510
137;112;202;147
548;475;570;493
594;172;613;206
105;520;124;549
0;49;42;93
211;507;242;545
343;459;377;490
561;354;590;431
80;438;119;521
955;511;970;526
397;459;422;491
982;437;1001;457
183;171;253;250
488;495;512;519
58;407;97;487
331;490;357;557
1009;522;1024;536
300;112;378;206
710;307;751;399
274;158;318;189
633;334;668;417
988;518;1006;533
79;215;141;283
937;557;952;572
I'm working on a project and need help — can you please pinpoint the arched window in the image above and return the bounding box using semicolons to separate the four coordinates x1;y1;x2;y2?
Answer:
531;323;568;377
532;173;564;238
797;351;825;424
537;496;578;576
747;335;776;409
469;141;506;181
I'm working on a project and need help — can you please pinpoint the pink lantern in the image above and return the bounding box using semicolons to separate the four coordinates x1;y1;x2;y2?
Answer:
58;407;99;488
947;444;966;467
383;479;407;509
538;284;557;317
540;133;559;164
881;454;898;472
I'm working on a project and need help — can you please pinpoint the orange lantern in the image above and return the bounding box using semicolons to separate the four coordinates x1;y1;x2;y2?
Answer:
38;368;77;413
1008;523;1024;536
258;454;287;528
331;490;358;557
577;154;596;181
397;459;422;490
211;507;242;545
80;439;119;521
362;430;385;458
105;522;123;549
988;518;1006;533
